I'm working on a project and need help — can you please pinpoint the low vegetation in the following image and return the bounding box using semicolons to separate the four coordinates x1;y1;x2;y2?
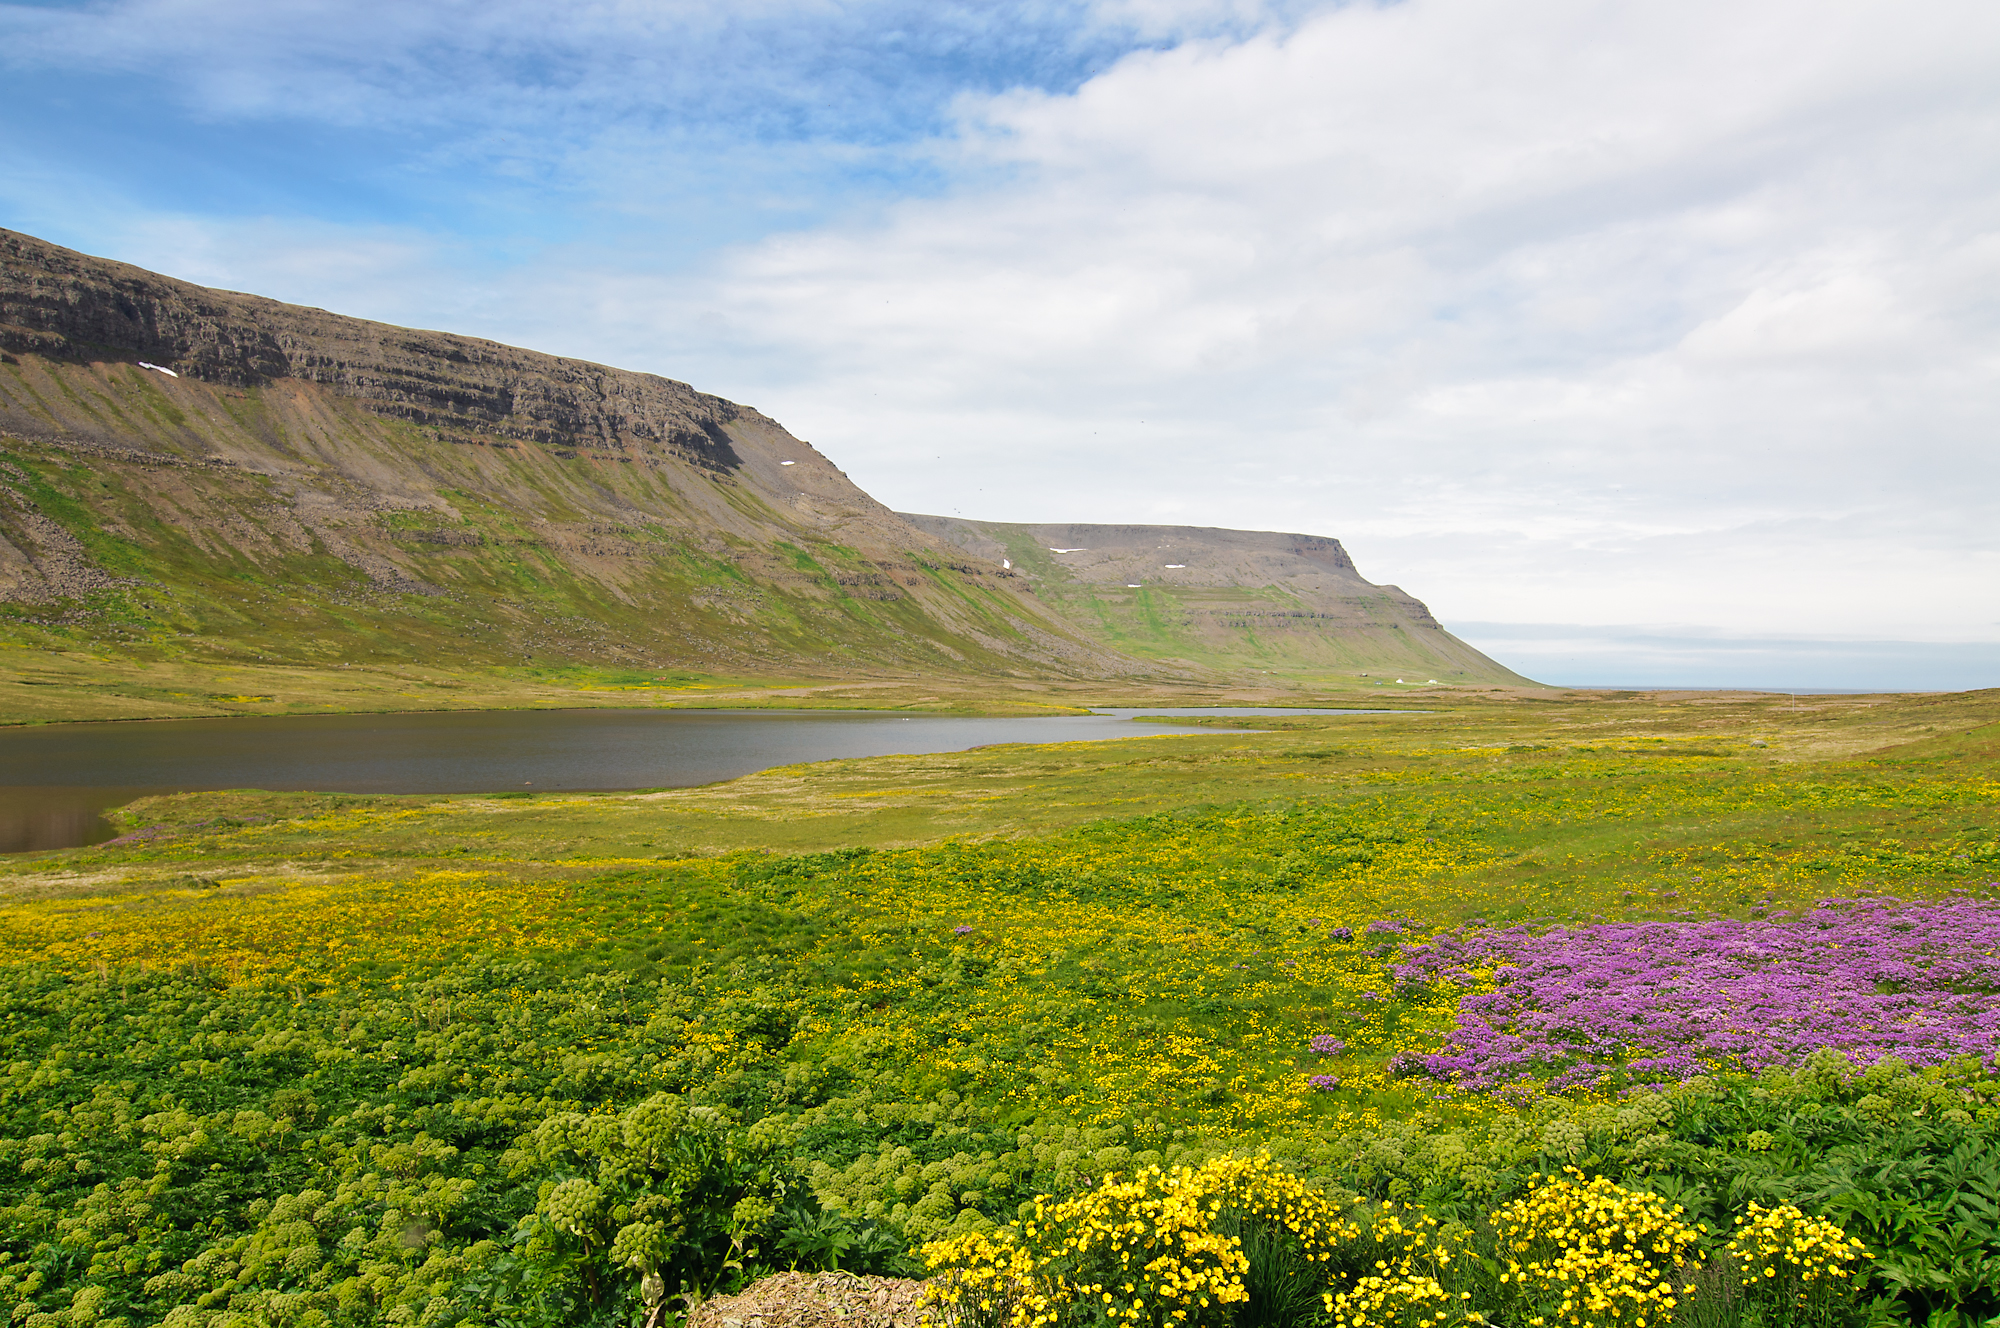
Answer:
1;689;1996;1326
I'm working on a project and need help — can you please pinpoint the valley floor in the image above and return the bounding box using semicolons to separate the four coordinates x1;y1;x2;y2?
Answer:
1;687;1996;1326
0;648;1518;726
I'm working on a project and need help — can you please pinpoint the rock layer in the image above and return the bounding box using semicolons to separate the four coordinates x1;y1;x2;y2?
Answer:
0;229;742;469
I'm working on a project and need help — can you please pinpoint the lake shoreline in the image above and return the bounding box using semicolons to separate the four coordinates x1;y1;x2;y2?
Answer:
1;706;1408;854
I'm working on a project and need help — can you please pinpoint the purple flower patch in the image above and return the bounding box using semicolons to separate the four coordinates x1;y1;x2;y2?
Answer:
99;824;173;848
1394;899;2000;1091
952;925;974;935
1310;1034;1346;1056
1307;1074;1340;1092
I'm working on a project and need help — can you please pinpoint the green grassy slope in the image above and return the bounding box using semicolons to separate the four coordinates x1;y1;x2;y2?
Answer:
0;228;1142;721
0;362;1123;718
903;515;1531;686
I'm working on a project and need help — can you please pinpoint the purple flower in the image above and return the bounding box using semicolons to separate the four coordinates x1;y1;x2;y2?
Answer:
1328;926;1354;942
1364;920;1403;937
1310;1034;1346;1056
1390;899;2000;1091
1307;1074;1340;1092
952;925;974;935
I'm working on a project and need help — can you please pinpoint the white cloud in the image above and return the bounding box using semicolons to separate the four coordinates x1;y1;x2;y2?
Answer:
6;0;1997;683
674;0;2000;657
1680;273;1911;364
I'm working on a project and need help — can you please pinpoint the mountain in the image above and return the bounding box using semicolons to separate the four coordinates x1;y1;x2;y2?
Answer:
900;516;1528;685
0;228;1117;683
0;228;1527;704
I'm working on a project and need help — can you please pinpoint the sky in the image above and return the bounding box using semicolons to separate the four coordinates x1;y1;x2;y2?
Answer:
4;0;1998;690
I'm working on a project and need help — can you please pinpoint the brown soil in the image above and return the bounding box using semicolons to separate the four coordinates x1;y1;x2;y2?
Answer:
685;1272;931;1328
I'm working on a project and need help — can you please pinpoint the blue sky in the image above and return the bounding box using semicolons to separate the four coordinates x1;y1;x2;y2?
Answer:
5;0;1999;689
3;3;1156;248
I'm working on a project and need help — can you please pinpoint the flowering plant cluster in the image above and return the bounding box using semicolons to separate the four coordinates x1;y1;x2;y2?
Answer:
1486;1170;1698;1326
1724;1202;1869;1322
1326;1272;1460;1328
923;1155;1356;1328
1325;1201;1477;1328
928;1163;1878;1328
1393;899;2000;1089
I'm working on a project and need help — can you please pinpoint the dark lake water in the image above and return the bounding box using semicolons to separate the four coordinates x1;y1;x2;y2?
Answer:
0;706;1400;853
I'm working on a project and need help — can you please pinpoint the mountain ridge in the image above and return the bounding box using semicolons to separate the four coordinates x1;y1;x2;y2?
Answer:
901;514;1527;685
0;227;1123;687
0;228;750;465
0;227;1527;720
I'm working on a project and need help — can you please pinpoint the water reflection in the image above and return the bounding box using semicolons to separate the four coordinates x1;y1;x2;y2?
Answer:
0;787;155;853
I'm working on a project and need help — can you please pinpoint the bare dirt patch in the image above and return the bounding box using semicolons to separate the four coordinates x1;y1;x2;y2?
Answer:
685;1272;930;1328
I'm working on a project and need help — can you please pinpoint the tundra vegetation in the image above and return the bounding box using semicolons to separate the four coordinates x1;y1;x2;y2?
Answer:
2;688;1997;1328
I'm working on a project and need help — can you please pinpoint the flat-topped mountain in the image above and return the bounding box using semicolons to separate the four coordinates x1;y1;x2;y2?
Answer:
0;227;1525;698
0;229;1114;680
901;515;1526;684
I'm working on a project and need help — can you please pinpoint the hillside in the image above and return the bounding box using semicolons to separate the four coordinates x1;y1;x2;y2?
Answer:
0;229;1124;705
901;515;1527;685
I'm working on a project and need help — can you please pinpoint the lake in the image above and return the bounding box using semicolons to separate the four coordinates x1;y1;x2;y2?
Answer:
0;706;1401;852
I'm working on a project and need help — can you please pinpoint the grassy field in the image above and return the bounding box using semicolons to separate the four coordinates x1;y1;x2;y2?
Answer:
2;687;1997;1326
0;648;1103;726
0;645;1508;726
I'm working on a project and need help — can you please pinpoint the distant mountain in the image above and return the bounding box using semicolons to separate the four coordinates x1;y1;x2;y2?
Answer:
900;516;1528;685
0;229;1117;679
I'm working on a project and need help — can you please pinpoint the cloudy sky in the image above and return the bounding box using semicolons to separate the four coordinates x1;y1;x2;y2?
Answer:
5;0;1997;688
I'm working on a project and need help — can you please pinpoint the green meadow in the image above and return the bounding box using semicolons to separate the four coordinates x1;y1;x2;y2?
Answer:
2;688;1997;1328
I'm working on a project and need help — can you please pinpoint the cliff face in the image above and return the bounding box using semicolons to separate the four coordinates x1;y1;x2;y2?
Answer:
901;515;1527;684
0;229;1115;679
0;229;744;469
